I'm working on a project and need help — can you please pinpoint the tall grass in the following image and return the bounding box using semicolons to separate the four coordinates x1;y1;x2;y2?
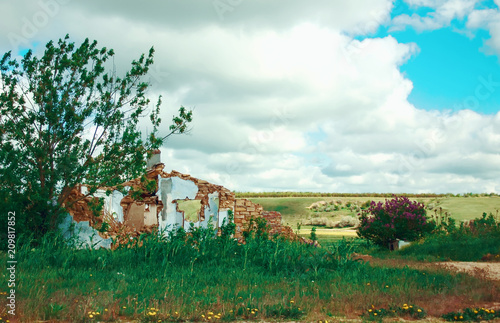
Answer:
397;212;500;261
0;217;498;322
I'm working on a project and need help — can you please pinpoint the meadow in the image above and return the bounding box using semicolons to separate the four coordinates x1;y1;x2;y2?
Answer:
248;194;500;242
0;195;499;322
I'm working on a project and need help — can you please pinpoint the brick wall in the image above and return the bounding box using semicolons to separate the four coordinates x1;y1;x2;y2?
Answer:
233;198;290;239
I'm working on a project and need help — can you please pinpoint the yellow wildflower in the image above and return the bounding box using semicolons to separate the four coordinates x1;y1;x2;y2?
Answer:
89;314;94;318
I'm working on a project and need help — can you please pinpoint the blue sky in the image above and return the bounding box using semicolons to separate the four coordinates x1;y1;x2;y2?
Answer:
1;0;499;193
366;0;500;114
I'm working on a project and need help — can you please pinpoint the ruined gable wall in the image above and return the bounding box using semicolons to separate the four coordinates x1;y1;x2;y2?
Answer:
63;166;297;247
160;170;235;222
233;199;289;239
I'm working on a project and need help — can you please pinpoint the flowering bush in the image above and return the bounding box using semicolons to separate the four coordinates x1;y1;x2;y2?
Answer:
357;196;436;248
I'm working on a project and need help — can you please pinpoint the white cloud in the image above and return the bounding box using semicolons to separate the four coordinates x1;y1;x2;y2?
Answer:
391;0;479;31
467;8;499;28
0;0;499;193
466;7;500;55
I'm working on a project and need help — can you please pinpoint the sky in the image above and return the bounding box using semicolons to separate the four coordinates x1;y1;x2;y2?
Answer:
1;0;500;194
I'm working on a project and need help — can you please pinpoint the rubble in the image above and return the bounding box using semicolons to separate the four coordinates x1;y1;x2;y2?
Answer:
60;152;297;248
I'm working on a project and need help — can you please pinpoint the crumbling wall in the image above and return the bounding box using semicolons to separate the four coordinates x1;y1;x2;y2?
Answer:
63;158;295;248
59;186;114;249
234;199;263;237
233;199;290;239
158;169;234;232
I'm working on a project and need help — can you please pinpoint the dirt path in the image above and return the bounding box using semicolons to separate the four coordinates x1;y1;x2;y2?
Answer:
436;261;500;281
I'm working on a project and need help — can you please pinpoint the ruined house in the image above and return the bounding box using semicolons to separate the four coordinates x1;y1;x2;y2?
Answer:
60;151;295;249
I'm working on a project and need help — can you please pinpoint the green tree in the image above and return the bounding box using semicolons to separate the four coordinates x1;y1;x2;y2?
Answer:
0;35;192;240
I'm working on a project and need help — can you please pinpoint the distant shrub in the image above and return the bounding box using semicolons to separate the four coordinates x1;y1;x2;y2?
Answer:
361;200;372;209
325;219;338;228
357;196;436;248
307;217;328;226
338;216;359;228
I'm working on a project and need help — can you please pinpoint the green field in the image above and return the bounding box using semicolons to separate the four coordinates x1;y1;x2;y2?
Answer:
249;195;500;222
249;195;500;242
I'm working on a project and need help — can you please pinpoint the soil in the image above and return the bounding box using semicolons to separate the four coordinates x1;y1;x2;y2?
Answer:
436;261;500;281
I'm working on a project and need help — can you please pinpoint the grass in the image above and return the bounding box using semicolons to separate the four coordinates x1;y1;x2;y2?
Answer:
1;220;499;322
395;213;500;262
249;195;500;244
2;196;500;322
177;199;203;222
430;196;500;222
298;225;358;243
249;196;500;223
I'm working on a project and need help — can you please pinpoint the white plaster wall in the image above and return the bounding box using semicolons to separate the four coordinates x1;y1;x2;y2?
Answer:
111;190;124;222
64;175;229;248
87;189;124;223
144;204;158;226
157;176;198;234
59;213;112;249
218;210;229;228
